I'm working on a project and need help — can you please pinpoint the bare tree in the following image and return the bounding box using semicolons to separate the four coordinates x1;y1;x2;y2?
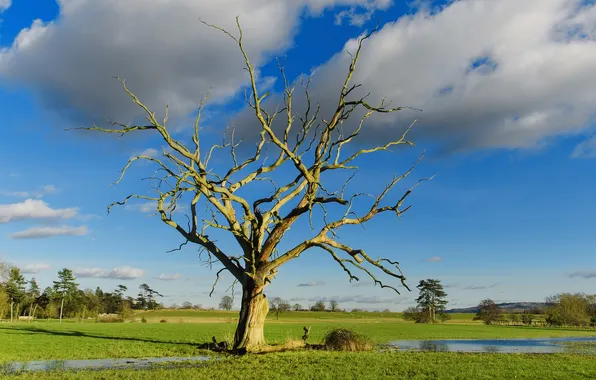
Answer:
219;295;233;311
329;300;339;312
270;297;290;320
74;18;425;351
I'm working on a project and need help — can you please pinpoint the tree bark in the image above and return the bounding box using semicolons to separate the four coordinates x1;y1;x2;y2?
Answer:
233;281;269;351
59;297;65;323
10;301;13;323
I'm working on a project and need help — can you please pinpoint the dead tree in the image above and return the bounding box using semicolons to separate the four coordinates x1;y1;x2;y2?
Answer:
73;18;427;351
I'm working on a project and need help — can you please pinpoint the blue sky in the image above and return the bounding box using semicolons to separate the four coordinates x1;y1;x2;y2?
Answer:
1;0;595;311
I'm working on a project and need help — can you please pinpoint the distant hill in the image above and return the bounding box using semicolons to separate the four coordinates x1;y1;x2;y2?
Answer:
445;302;548;314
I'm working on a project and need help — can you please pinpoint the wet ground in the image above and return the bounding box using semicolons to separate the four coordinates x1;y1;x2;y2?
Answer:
5;356;210;373
388;336;596;353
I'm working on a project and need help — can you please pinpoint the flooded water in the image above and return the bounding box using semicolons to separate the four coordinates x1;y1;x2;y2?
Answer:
4;356;210;373
388;336;596;354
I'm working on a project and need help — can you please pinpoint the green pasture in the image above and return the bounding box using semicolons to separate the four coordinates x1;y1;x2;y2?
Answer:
0;311;594;379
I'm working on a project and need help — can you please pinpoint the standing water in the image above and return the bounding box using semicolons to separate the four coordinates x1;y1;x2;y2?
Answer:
388;336;596;353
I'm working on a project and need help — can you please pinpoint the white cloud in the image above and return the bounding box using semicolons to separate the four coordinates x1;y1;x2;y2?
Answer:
297;281;326;287
9;225;88;239
1;184;59;198
0;0;391;125
571;136;596;158
20;263;51;274
73;266;144;280
131;148;159;159
125;201;186;214
154;273;183;281
334;0;392;27
426;256;442;262
0;199;77;223
0;0;11;13
290;0;596;152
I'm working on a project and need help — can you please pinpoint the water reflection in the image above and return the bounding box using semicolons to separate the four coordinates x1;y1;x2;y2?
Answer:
389;337;596;354
419;341;449;352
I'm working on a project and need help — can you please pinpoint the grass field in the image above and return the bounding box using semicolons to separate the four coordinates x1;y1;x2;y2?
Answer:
1;311;595;379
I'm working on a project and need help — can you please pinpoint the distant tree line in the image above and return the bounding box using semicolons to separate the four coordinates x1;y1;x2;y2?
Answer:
216;297;347;315
473;293;596;327
0;264;164;321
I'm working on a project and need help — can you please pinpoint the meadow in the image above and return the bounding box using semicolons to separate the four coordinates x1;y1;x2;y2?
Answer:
0;310;595;379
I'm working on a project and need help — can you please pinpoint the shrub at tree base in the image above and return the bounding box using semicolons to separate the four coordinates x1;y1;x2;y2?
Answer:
322;329;373;352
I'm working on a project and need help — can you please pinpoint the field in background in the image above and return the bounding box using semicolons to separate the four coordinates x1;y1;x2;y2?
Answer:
0;311;594;363
132;309;482;324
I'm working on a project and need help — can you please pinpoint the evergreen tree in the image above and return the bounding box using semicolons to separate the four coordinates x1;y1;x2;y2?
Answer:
5;267;26;322
415;279;449;323
53;268;79;323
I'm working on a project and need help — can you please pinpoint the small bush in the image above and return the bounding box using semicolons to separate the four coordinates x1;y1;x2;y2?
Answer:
160;319;167;323
141;317;147;323
322;328;373;351
119;303;134;321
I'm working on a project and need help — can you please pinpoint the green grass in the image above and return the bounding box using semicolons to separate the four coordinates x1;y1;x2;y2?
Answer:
0;312;594;379
0;312;594;362
3;352;596;379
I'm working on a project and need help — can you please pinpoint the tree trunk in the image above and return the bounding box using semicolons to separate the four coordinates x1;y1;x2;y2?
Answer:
233;282;269;351
10;301;13;323
59;297;65;323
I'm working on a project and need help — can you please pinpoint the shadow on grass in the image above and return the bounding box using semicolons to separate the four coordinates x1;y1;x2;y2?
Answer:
0;326;198;347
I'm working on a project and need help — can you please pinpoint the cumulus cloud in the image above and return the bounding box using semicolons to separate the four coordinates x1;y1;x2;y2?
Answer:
0;0;10;13
426;256;442;262
297;281;326;287
19;263;51;274
154;273;183;281
334;0;392;26
568;271;596;279
0;0;388;125
0;199;76;223
9;225;88;239
571;136;596;158
253;0;596;153
3;0;593;154
73;266;144;280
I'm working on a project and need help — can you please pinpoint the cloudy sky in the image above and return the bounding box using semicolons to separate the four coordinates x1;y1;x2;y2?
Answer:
0;0;595;311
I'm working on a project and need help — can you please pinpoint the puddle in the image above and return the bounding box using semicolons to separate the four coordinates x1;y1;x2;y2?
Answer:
4;356;210;373
388;336;596;354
